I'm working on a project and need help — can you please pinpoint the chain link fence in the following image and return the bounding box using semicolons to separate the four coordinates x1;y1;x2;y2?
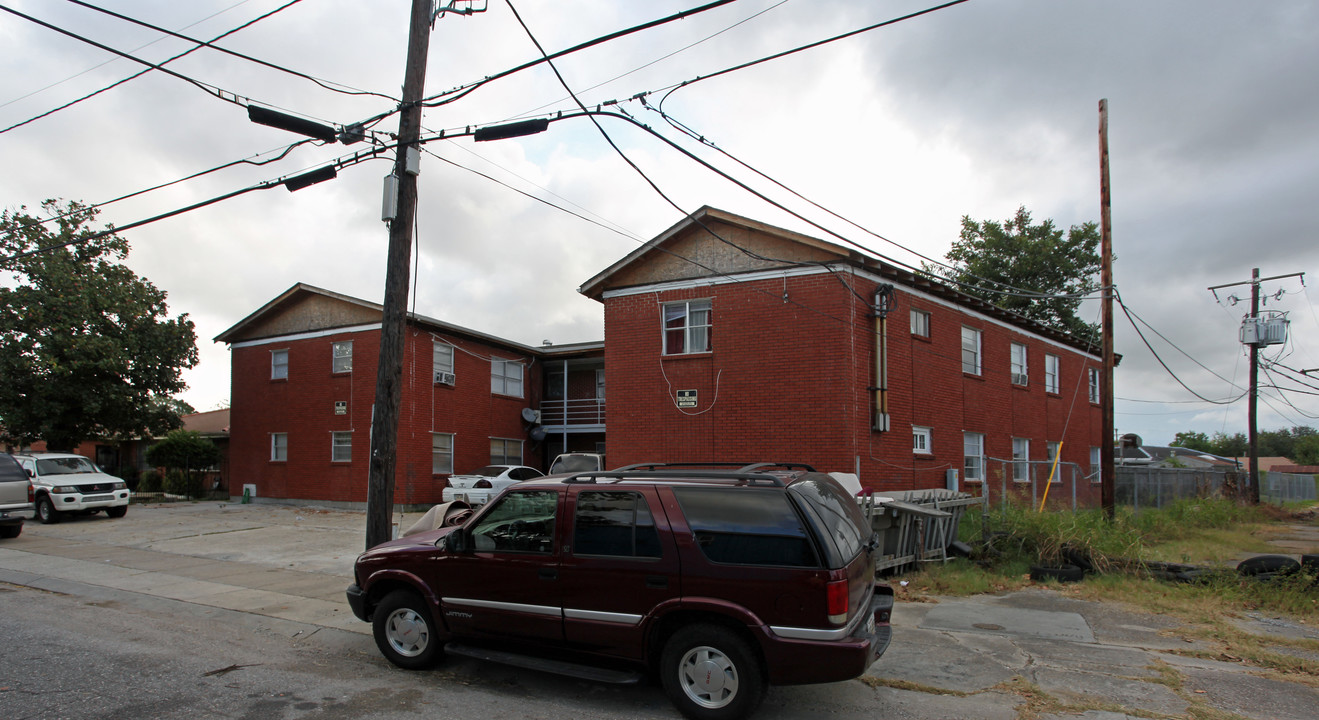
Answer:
1261;472;1318;504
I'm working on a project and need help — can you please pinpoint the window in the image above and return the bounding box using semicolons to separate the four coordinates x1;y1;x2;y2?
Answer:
912;426;932;454
1089;367;1101;403
1012;438;1030;482
573;491;662;558
1090;446;1102;484
1045;354;1060;394
491;358;523;397
432;433;453;474
961;327;981;375
433;342;454;384
1010;343;1028;385
910;309;930;338
963;432;985;482
271;349;288;380
673;488;816;567
331;431;352;462
490;437;522;465
332;341;353;373
1046;442;1061;483
546;371;564;400
469;490;558;554
270;433;287;462
663;299;712;355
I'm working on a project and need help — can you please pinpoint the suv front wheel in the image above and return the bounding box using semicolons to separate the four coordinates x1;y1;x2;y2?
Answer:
35;495;61;524
661;624;766;720
372;590;443;670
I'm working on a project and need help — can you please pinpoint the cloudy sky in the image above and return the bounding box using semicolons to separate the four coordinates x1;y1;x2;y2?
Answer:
2;0;1317;447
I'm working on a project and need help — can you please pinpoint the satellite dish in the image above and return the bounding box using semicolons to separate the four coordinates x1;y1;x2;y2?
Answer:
529;426;547;442
521;407;538;423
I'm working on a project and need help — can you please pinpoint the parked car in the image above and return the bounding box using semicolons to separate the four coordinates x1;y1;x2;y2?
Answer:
547;452;605;475
0;454;34;539
348;463;893;720
441;465;544;506
13;453;130;524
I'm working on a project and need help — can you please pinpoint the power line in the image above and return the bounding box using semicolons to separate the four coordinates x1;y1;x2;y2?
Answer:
1115;289;1246;405
61;0;397;101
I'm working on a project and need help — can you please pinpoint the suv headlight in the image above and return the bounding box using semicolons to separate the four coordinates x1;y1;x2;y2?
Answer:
52;485;80;494
112;482;127;490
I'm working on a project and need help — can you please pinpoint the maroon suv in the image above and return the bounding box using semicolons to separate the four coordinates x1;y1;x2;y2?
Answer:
347;463;893;720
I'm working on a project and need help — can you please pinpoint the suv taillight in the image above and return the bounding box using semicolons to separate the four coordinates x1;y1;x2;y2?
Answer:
28;482;34;503
826;579;849;625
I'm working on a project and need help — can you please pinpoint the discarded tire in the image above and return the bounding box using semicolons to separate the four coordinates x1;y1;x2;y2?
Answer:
1236;555;1300;577
1301;554;1319;572
947;540;973;558
1062;546;1095;574
1029;564;1085;583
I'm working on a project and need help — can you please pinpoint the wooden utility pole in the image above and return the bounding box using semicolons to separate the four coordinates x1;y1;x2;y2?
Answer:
365;0;433;550
1098;99;1115;519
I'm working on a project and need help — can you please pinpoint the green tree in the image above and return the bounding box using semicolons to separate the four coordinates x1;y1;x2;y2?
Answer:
1170;431;1212;452
145;430;220;498
1294;435;1319;466
1208;431;1248;458
928;206;1101;342
0;200;198;450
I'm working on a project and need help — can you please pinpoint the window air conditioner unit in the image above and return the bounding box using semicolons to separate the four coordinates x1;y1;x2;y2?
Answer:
435;371;456;386
1012;373;1029;386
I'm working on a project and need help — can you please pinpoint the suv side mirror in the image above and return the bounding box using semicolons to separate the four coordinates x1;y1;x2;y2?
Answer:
446;529;469;553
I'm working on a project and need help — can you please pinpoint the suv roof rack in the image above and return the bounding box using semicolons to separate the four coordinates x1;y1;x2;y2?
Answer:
611;462;816;473
562;462;816;488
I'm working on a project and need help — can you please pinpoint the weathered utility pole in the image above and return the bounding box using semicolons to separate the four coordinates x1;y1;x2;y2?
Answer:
364;0;434;550
1098;99;1115;520
1207;269;1304;505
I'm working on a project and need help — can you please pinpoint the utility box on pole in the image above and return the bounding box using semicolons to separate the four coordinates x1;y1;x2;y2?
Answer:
1239;315;1289;346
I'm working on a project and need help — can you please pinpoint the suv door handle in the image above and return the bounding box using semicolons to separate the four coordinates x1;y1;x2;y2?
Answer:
538;567;557;581
645;576;668;589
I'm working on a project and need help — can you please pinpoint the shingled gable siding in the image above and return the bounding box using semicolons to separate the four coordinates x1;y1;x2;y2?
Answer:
602;269;1102;501
228;325;539;506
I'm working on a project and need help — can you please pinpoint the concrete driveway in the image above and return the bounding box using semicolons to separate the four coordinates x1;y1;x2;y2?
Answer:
1;501;1315;720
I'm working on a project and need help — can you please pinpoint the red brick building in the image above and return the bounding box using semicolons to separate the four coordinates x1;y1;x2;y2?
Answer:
219;207;1104;506
579;207;1104;501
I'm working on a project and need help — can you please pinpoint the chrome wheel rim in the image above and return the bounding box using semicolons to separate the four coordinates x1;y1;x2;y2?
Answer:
384;607;429;658
678;645;738;709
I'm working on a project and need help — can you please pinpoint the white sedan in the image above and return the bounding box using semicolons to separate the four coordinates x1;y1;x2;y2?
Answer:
441;465;544;506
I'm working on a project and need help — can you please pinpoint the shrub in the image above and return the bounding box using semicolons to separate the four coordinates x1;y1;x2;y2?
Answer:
163;469;202;498
137;469;162;493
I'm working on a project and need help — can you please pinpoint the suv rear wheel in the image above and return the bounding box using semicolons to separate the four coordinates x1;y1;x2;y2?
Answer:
661;624;766;720
372;590;443;670
35;495;60;524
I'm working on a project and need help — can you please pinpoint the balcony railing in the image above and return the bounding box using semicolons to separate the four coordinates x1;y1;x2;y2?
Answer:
539;398;606;427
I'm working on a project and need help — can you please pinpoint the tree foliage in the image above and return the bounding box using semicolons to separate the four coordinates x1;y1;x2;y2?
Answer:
929;206;1101;343
146;430;220;498
1169;426;1317;461
0;200;198;450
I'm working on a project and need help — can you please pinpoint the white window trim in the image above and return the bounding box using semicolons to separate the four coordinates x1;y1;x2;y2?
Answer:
1090;446;1103;484
1012;438;1030;483
663;298;712;355
433;342;455;384
910;309;930;338
332;341;353;373
491;358;524;398
490;437;523;465
961;327;982;376
963;432;984;483
432;432;454;475
1045;354;1060;394
271;349;289;380
1046;442;1062;483
912;426;932;455
1010;343;1028;386
270;433;287;462
331;431;352;462
1089;368;1101;404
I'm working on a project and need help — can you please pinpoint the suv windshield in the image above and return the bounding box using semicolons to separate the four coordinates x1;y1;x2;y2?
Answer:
36;457;97;475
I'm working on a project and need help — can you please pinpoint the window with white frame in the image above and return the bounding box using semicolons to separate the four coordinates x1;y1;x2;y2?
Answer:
432;433;453;474
1046;441;1061;482
270;433;287;462
913;426;932;454
331;431;352;462
1045;354;1060;394
491;358;524;397
1012;437;1030;482
1010;343;1028;385
910;309;930;338
490;437;522;465
961;327;981;375
663;299;712;355
332;341;353;373
433;342;455;384
271;349;289;380
1088;367;1101;403
963;432;984;482
1090;446;1102;484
